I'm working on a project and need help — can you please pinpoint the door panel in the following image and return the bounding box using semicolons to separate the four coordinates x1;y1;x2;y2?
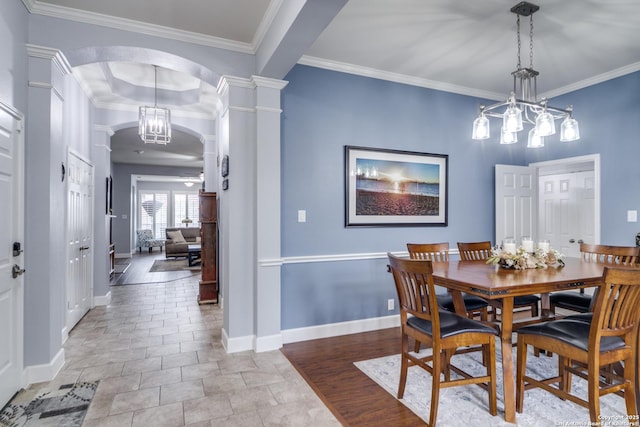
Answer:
66;151;93;335
538;171;595;258
0;104;23;406
495;165;536;247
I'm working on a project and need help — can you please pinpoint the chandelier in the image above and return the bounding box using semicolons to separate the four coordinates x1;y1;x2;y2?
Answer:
138;65;171;145
471;2;579;147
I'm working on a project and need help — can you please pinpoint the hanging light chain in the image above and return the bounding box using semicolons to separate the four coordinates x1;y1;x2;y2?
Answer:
516;14;521;70
153;65;158;107
529;14;534;69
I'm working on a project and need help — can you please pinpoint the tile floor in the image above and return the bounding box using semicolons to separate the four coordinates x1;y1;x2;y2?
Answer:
26;274;340;426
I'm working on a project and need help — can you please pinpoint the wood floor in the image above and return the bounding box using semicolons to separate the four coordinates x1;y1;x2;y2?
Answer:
281;328;425;426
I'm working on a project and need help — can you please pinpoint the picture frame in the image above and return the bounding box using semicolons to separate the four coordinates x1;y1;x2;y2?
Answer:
105;176;113;215
344;146;448;227
221;155;229;177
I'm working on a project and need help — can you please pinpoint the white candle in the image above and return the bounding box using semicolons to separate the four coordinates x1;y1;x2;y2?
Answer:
538;240;550;253
522;238;534;253
503;240;517;254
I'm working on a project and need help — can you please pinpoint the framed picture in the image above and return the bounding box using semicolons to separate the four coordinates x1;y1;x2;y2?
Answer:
345;146;448;227
221;155;229;177
105;176;113;215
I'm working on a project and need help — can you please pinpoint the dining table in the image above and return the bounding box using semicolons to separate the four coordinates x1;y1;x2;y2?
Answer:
430;257;606;424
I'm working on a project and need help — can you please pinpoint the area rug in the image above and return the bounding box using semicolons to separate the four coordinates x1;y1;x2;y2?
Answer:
355;342;626;427
149;259;200;272
113;262;130;274
0;381;98;427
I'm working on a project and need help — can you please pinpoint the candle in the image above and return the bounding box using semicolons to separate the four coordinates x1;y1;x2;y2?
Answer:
522;237;534;253
538;240;550;253
503;239;517;254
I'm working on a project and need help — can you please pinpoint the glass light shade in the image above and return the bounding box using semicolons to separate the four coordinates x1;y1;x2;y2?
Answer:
503;105;523;132
500;127;518;144
139;106;172;145
560;117;580;141
535;111;556;136
527;127;544;148
472;115;490;140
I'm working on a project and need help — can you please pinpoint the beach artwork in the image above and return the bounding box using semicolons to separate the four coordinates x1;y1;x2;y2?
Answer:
345;146;447;226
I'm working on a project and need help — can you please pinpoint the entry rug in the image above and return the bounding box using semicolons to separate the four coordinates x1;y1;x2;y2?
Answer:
149;259;201;272
0;381;98;427
355;342;627;427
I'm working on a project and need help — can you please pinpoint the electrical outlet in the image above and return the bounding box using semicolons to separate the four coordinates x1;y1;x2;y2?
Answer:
297;210;306;223
387;298;394;311
628;210;637;222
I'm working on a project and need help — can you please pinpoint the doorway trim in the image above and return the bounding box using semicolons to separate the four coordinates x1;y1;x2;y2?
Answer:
529;154;601;245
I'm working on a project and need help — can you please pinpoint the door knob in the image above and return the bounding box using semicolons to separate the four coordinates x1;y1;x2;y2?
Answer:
569;239;575;243
12;264;25;279
79;246;90;251
577;239;584;244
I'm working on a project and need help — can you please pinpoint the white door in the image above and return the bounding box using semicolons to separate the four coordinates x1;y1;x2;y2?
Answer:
538;171;595;258
495;164;536;247
0;102;24;406
66;151;93;335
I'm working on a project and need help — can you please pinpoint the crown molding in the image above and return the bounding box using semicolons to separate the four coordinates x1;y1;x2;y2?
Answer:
539;61;640;100
298;55;504;101
26;1;254;54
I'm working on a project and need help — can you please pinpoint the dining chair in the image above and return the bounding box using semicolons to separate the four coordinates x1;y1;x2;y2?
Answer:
407;243;490;321
387;253;498;426
515;266;640;423
456;241;540;321
549;243;640;316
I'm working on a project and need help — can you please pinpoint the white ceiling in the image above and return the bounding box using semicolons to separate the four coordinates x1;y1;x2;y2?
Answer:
27;0;640;167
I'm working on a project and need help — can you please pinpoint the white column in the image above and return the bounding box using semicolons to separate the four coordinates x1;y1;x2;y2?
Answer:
216;75;287;353
253;76;287;352
92;125;114;305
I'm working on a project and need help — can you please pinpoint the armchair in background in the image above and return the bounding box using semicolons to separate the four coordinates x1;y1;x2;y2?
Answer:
136;229;165;253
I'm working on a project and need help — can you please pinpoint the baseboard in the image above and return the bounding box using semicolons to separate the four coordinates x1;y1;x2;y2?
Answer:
282;314;400;344
221;328;253;354
24;348;65;386
254;333;283;353
221;315;399;353
94;291;112;306
116;252;132;258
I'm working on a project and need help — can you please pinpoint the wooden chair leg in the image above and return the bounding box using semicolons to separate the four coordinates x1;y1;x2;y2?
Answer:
398;334;409;399
429;351;442;427
516;338;527;413
487;340;497;416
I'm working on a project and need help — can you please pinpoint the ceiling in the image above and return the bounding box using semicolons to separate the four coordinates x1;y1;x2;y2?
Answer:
27;0;640;167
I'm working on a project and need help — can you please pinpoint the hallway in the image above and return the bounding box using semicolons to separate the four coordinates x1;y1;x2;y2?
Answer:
22;253;339;426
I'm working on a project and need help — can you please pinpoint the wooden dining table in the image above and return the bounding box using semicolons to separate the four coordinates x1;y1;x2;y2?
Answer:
430;257;606;423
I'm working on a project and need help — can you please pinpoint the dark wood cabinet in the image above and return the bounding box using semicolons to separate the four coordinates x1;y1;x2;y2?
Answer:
198;191;218;304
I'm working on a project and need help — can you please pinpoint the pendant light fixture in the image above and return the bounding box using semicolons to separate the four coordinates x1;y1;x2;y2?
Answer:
138;65;172;145
471;2;580;147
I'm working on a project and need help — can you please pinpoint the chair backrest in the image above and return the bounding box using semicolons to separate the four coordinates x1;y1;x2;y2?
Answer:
406;242;449;261
590;266;640;351
457;241;492;261
387;253;440;331
580;243;640;265
137;229;154;243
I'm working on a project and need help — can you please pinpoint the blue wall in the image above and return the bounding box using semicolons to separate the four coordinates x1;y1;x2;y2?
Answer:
280;65;640;330
523;72;640;245
280;65;526;329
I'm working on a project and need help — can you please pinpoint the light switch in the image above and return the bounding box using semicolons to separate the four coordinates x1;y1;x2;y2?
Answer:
297;210;306;223
627;210;637;222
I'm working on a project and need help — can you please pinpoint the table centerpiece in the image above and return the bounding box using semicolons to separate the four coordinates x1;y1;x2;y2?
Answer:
487;246;564;270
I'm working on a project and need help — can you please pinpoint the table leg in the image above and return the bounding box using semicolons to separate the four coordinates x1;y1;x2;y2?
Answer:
540;293;552;319
499;296;516;423
450;290;466;315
